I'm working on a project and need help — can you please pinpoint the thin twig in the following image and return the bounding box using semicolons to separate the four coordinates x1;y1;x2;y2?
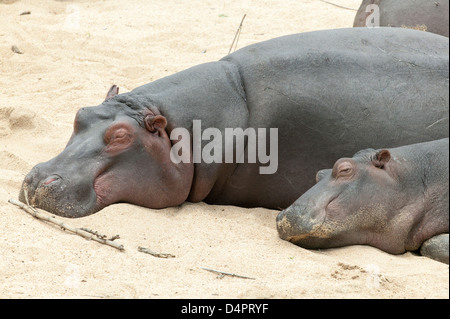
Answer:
80;227;120;241
228;14;246;54
319;0;357;11
200;267;255;280
138;246;176;258
8;198;124;251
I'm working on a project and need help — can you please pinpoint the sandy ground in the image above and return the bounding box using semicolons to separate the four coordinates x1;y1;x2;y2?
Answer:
0;0;448;299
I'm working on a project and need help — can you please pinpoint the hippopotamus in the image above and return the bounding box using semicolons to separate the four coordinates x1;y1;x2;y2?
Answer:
277;138;449;264
354;0;449;37
19;27;449;218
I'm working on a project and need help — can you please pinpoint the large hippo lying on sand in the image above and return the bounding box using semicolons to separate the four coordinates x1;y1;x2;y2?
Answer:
354;0;449;37
19;28;449;218
277;139;449;264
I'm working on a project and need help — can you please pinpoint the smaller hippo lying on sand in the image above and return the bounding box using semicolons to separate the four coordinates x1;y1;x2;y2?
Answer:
277;139;449;264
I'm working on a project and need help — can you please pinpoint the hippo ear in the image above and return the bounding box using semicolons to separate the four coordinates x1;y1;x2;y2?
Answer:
144;114;167;134
372;149;391;169
105;85;119;101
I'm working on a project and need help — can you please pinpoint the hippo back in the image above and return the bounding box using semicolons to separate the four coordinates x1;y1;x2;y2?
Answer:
216;27;449;208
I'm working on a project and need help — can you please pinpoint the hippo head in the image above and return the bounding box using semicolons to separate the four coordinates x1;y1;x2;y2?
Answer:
276;148;414;254
19;86;193;217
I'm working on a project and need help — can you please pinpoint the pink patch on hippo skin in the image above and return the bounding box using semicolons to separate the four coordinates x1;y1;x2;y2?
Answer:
43;176;58;185
104;124;135;154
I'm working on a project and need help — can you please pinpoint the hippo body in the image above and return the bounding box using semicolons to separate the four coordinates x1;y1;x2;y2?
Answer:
277;138;449;264
354;0;449;37
19;28;449;218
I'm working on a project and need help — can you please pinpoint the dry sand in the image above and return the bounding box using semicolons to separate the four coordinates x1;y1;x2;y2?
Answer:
0;0;448;299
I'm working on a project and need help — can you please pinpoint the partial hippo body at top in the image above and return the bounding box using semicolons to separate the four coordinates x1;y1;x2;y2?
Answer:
19;27;449;218
354;0;449;37
277;139;449;264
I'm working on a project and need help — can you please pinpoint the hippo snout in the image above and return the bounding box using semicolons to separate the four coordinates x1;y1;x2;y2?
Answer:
18;163;99;218
20;168;65;208
276;203;325;244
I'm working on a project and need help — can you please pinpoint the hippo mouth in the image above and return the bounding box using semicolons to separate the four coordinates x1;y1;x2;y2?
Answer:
283;216;328;246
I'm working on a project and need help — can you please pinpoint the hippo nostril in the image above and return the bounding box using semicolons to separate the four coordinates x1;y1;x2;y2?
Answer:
42;175;61;186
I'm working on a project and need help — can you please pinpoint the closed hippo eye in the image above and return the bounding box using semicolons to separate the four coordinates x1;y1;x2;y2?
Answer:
111;128;128;141
333;160;355;179
104;124;134;153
